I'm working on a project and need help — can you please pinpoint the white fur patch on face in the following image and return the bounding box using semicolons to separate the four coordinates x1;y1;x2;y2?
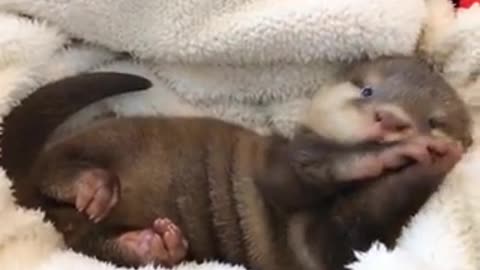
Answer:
302;82;374;144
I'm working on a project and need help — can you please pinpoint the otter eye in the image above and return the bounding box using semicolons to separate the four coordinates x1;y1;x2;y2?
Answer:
428;118;444;129
361;87;373;97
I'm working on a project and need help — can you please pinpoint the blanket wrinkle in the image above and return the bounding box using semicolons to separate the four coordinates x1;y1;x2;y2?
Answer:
0;0;479;269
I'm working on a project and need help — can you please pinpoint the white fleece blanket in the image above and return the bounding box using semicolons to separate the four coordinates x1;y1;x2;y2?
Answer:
0;0;480;269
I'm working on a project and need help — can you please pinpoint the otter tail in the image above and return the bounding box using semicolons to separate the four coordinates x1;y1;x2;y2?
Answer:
0;72;152;180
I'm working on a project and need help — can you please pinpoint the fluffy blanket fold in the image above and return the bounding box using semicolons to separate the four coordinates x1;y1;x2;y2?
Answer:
0;0;480;269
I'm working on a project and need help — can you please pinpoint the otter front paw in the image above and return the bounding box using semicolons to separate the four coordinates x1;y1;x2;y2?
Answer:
334;151;406;182
334;137;463;182
398;137;463;178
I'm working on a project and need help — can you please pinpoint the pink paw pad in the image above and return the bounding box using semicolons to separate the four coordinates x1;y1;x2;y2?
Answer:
116;218;188;267
74;168;119;223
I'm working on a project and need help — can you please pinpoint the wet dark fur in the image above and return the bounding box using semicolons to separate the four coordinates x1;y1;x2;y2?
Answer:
0;57;472;270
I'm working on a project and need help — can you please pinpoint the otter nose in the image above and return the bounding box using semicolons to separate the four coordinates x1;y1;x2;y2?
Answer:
375;109;411;132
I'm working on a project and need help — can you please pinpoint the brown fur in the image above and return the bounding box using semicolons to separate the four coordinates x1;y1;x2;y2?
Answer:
0;57;473;270
0;72;152;182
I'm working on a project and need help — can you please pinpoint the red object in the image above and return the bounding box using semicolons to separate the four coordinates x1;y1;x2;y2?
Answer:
459;0;480;8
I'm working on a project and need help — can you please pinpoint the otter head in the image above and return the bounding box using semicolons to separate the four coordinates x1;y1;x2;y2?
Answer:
302;57;473;149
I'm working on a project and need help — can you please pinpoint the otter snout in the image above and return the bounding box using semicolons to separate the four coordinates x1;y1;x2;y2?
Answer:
370;106;416;144
374;109;411;133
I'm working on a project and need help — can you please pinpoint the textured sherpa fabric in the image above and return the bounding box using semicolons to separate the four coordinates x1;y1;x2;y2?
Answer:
0;0;425;64
0;0;427;137
0;0;479;270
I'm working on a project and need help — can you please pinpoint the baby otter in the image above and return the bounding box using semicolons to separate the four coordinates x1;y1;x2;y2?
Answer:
0;57;472;270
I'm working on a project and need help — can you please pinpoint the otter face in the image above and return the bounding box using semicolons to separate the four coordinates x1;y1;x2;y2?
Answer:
303;57;473;149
